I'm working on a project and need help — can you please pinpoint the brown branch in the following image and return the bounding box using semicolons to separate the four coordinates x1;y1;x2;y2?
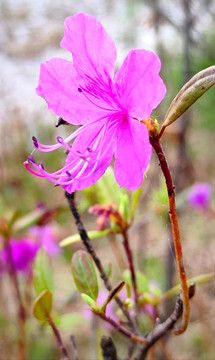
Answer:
96;313;148;345
135;284;195;360
150;137;190;334
48;315;69;360
65;191;137;333
122;230;138;307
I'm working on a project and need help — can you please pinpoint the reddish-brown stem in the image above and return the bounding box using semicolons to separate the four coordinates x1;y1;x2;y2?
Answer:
5;240;26;360
48;315;69;359
150;137;190;334
122;231;138;307
96;312;148;345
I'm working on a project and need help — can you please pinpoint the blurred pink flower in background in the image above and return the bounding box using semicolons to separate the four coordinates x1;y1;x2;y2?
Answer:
25;12;166;193
0;238;38;276
187;182;211;210
0;224;60;276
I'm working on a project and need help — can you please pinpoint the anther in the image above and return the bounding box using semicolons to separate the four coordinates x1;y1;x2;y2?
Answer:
57;136;64;144
66;171;71;177
78;87;83;93
38;162;45;170
32;136;38;148
28;155;35;163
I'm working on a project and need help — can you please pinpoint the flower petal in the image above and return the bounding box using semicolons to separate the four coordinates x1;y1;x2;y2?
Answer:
114;118;152;191
36;58;106;125
115;49;166;119
61;12;117;83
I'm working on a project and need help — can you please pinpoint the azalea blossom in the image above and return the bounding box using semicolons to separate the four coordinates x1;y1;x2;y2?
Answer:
0;238;38;276
25;12;166;192
0;225;60;276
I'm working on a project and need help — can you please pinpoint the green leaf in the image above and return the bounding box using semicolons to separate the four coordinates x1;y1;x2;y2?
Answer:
103;263;112;278
118;194;129;223
60;229;112;247
95;167;125;205
123;269;149;294
100;281;125;313
162;65;215;128
33;290;53;321
55;313;83;328
81;293;100;312
130;184;143;221
71;250;98;300
33;249;54;295
163;272;215;300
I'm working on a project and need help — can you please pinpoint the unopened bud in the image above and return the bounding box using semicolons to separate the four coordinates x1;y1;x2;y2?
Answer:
141;118;160;138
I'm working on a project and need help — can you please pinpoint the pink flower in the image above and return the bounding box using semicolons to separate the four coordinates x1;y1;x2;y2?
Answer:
0;225;60;276
187;182;211;210
0;238;38;276
25;12;166;193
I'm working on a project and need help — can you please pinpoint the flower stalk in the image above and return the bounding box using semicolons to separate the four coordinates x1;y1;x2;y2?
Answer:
150;136;190;334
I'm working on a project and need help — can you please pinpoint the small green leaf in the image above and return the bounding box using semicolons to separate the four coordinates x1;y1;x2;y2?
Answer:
123;269;149;294
136;272;149;293
163;272;215;300
162;65;215;128
71;250;98;300
33;290;53;321
131;184;143;221
33;249;54;295
55;313;83;328
103;263;112;278
100;281;125;313
81;293;100;312
60;229;112;247
118;194;129;223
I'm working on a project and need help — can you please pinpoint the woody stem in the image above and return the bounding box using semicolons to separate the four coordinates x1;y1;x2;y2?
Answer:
150;136;190;334
122;230;138;307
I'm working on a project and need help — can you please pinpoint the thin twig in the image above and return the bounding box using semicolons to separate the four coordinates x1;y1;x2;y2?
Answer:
150;137;190;334
135;284;195;360
65;191;137;334
48;315;69;360
122;230;138;307
96;313;148;345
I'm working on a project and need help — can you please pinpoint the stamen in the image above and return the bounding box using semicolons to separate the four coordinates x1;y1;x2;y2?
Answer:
32;136;38;148
78;87;82;93
23;161;44;178
28;155;35;163
57;136;71;151
66;171;71;177
38;162;45;170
